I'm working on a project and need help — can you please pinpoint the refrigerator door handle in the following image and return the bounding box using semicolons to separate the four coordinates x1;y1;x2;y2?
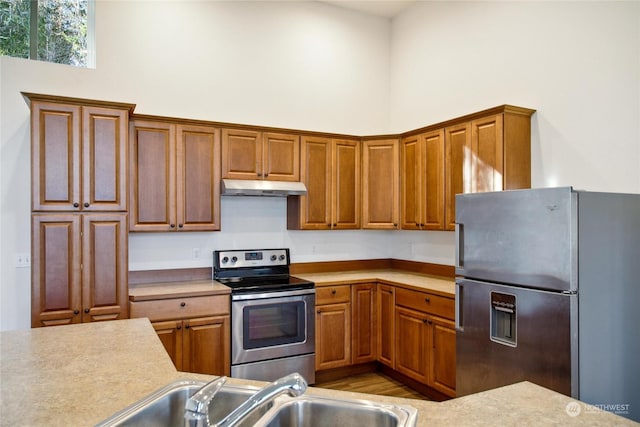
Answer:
455;282;463;331
455;223;463;269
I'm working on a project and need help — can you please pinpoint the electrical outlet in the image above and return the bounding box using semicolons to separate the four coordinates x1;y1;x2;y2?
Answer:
16;253;31;268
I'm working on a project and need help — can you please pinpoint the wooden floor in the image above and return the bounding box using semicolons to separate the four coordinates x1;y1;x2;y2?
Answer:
314;372;428;400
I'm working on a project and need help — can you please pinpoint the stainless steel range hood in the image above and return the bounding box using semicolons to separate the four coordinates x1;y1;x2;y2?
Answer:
221;179;307;197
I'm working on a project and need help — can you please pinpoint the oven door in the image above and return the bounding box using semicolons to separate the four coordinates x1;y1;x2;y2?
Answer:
231;290;315;365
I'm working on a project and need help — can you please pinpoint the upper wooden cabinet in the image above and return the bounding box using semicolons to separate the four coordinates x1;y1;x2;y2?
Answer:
362;139;399;229
403;106;534;231
221;129;300;181
129;120;221;232
288;137;360;230
29;99;131;212
31;213;129;327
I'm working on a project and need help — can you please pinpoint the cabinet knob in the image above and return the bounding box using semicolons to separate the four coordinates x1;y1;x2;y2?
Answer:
84;202;90;208
178;224;183;228
73;202;79;208
180;302;186;307
424;297;430;303
177;325;181;330
185;324;190;329
331;289;337;295
170;224;176;228
423;319;432;324
317;310;321;314
84;308;90;314
73;310;79;315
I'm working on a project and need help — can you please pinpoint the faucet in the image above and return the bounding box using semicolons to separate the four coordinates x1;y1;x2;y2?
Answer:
185;373;308;427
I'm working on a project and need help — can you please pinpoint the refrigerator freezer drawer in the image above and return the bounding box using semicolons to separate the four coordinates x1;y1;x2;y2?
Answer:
456;279;577;398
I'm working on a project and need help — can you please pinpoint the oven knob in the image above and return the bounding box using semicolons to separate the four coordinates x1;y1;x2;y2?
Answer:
279;254;285;261
271;255;277;261
221;256;229;264
231;256;238;263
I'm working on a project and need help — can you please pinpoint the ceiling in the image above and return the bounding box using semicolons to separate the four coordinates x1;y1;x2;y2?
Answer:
318;0;417;18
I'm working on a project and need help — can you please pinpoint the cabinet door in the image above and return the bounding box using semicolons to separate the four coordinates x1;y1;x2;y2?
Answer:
429;316;456;397
470;114;503;193
315;302;351;370
422;130;445;230
288;136;332;230
221;129;262;180
377;284;395;368
444;123;471;231
176;124;221;231
362;139;399;229
81;213;128;322
395;306;429;384
31;214;82;327
153;320;184;370
81;106;128;211
333;139;360;229
31;102;81;211
351;283;377;364
400;134;421;230
129;120;176;231
264;132;300;182
183;316;231;376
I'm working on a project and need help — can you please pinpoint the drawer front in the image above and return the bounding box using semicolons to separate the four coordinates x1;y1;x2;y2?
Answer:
316;285;351;305
130;295;229;322
395;288;454;320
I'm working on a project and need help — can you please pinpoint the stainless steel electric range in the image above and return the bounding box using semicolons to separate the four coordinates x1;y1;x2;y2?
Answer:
213;248;315;384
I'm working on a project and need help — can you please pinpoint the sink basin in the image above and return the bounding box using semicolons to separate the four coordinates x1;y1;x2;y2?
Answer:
96;380;267;427
255;396;417;427
97;379;417;427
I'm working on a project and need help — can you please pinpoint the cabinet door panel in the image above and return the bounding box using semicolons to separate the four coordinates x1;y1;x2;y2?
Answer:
395;306;429;384
129;121;175;231
445;123;470;231
352;283;377;364
177;125;220;231
264;132;299;181
362;139;399;229
31;102;81;211
82;106;128;211
423;130;445;230
316;303;351;370
333;139;360;229
221;129;262;179
430;317;456;397
32;214;82;327
153;320;183;370
82;214;128;322
293;136;332;229
471;114;503;193
377;284;395;368
183;316;230;376
401;135;421;230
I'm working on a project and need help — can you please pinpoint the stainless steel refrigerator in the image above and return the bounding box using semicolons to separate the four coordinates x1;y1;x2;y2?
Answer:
455;187;639;422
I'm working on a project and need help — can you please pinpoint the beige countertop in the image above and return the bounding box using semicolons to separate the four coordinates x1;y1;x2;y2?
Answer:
295;270;456;297
0;319;634;426
129;279;230;301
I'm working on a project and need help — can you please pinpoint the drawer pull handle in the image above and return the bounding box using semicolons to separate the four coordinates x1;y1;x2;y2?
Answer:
331;289;337;295
177;325;181;330
424;297;430;303
180;302;186;307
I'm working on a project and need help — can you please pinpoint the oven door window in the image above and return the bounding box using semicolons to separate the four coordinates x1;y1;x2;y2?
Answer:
243;301;306;349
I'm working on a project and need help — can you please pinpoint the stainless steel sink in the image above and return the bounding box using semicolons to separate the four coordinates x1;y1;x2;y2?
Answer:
255;396;417;427
97;379;417;427
96;380;267;427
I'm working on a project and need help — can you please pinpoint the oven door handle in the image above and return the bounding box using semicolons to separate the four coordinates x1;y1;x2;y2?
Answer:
232;288;316;301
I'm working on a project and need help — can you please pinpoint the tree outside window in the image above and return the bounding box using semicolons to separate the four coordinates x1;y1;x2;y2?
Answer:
0;0;93;68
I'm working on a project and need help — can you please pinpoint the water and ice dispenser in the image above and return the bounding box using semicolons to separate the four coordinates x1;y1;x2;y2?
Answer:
490;292;517;347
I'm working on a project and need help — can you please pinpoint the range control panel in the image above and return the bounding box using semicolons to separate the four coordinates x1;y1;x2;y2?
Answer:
214;248;290;269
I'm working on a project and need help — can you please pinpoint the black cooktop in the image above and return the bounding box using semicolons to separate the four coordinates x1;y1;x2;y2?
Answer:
217;275;314;294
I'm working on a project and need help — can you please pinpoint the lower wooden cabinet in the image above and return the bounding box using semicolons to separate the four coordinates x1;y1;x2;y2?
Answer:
377;284;395;368
351;283;377;364
129;294;230;376
31;213;128;327
315;285;352;370
153;315;230;375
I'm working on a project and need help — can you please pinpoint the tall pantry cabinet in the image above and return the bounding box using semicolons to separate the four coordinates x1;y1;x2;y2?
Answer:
25;93;134;327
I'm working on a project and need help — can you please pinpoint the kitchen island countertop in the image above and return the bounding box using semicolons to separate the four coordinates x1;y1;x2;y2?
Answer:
0;319;634;426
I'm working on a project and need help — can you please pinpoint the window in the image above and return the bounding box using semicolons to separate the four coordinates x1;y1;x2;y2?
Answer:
0;0;95;67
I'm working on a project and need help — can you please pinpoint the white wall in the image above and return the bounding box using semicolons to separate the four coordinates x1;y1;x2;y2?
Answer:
390;1;640;193
2;1;639;331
